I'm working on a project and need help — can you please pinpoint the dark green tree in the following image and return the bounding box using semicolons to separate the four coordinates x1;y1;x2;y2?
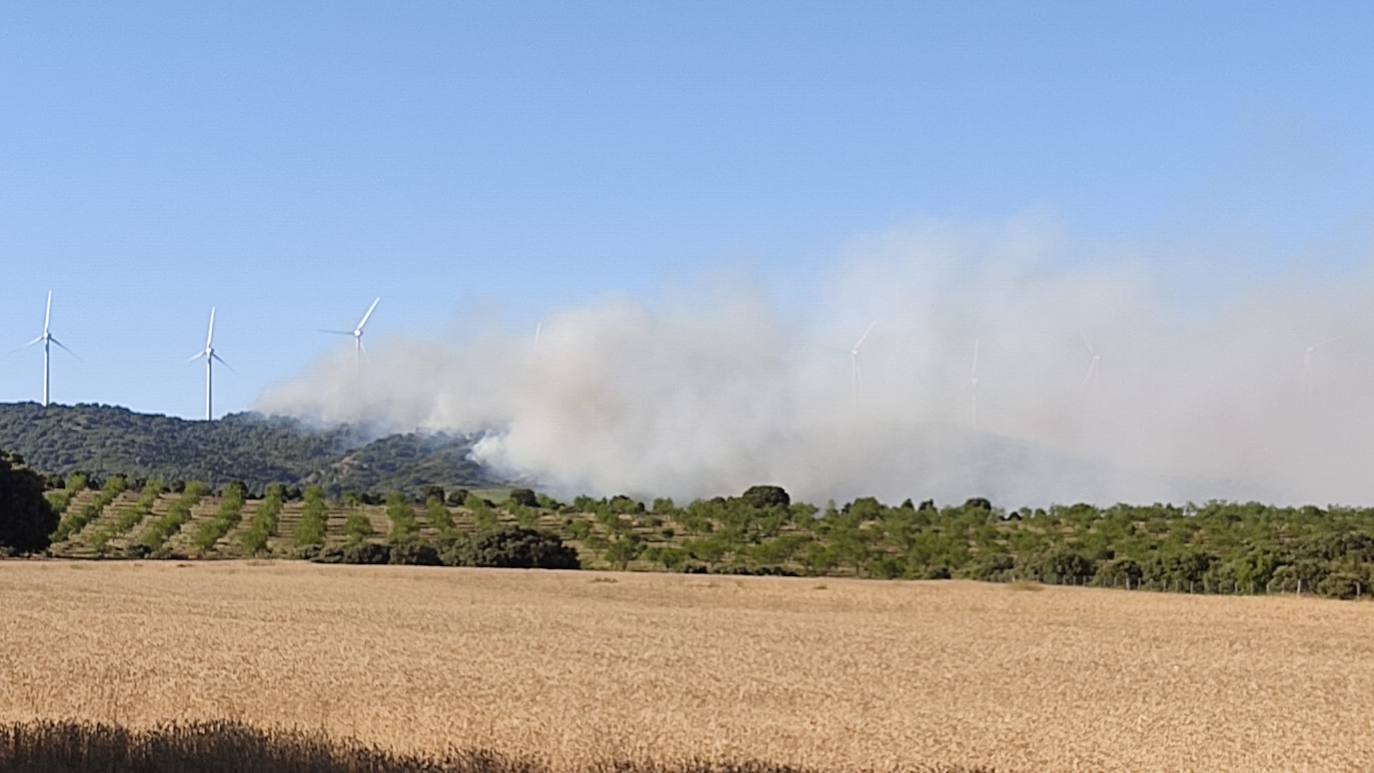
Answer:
0;451;57;554
507;487;539;508
741;485;791;509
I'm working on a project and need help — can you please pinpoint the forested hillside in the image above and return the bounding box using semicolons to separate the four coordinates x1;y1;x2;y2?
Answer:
0;403;504;494
301;432;501;493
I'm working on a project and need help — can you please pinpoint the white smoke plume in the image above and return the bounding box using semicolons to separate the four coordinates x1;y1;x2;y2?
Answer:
257;215;1374;507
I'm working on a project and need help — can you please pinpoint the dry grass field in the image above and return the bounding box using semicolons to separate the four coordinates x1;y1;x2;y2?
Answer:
3;561;1374;771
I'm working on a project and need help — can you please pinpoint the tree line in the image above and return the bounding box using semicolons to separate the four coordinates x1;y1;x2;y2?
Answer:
7;461;1374;599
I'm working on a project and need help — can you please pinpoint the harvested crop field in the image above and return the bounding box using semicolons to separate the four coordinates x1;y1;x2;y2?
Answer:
2;561;1372;771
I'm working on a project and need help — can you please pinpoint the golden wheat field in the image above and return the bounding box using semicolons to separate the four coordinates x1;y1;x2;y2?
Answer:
2;561;1373;771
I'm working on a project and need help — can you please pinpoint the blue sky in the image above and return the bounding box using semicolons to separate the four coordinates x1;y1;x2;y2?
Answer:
2;2;1372;418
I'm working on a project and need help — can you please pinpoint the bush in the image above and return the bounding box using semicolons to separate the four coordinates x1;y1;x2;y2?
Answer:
0;451;57;554
1317;571;1365;600
389;538;442;566
1026;548;1096;583
963;552;1015;582
311;543;391;565
445;527;580;570
1095;557;1143;587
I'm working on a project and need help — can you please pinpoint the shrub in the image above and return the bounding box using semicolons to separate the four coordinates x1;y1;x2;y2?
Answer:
1026;549;1096;583
311;543;391;565
963;552;1016;582
445;527;580;570
1095;557;1143;587
389;538;442;566
1317;571;1365;600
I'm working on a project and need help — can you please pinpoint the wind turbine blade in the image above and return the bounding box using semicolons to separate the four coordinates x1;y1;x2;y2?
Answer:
49;336;79;360
188;351;206;362
355;297;381;332
43;291;52;334
853;321;875;351
1080;331;1095;356
971;338;980;379
1083;357;1099;386
318;329;354;335
206;307;217;349
26;336;44;347
211;352;237;373
359;339;369;363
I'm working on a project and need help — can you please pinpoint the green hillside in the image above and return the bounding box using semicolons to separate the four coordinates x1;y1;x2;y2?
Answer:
0;403;504;495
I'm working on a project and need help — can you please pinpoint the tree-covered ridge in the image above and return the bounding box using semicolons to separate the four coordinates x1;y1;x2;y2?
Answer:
0;403;503;495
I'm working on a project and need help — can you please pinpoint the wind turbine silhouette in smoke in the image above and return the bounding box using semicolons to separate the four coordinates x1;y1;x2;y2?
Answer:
322;297;381;375
850;322;875;399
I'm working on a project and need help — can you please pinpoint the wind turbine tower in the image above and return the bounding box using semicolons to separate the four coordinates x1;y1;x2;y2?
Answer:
26;290;75;407
323;297;381;374
970;338;980;431
850;322;875;398
188;307;231;421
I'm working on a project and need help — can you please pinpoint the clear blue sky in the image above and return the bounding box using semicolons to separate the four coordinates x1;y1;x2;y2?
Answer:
2;2;1371;418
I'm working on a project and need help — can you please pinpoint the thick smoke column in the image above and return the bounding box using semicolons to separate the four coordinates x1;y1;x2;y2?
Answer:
257;216;1374;506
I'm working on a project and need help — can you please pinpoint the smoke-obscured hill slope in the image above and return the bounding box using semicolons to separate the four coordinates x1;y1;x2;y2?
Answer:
300;432;501;494
0;403;504;494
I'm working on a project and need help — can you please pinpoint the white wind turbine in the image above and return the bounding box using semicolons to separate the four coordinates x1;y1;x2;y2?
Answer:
188;307;232;421
850;322;876;398
322;297;380;374
1080;332;1103;386
25;290;77;407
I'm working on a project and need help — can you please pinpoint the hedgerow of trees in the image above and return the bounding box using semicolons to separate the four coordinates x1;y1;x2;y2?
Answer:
21;444;1374;600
